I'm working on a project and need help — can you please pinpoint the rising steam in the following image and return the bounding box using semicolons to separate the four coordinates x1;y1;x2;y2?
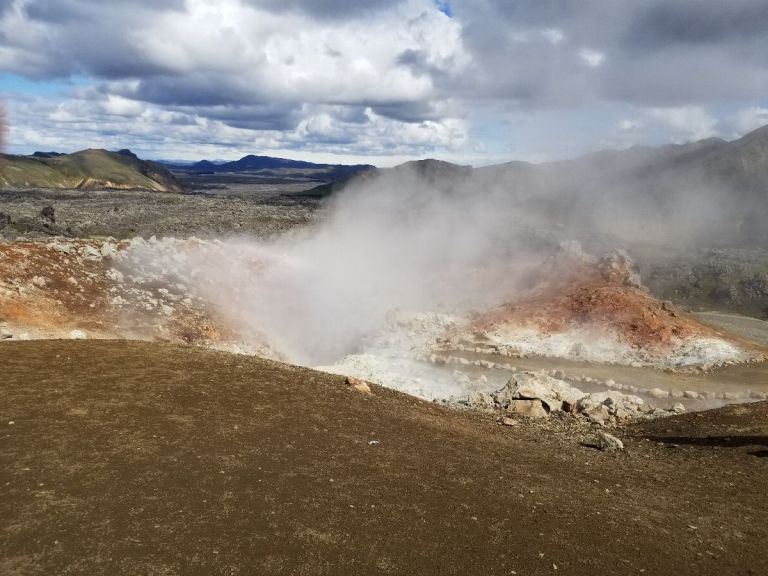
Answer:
118;153;758;372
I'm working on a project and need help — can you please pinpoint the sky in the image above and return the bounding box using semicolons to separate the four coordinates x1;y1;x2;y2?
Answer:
1;0;768;166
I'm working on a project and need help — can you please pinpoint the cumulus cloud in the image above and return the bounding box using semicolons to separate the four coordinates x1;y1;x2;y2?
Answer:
578;48;605;68
1;0;474;158
647;106;719;142
735;107;768;135
1;0;768;159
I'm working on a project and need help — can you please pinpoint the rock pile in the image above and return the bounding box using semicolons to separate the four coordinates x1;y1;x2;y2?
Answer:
446;371;680;426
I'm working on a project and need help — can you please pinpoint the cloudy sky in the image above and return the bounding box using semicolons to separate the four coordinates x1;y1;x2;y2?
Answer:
1;0;768;166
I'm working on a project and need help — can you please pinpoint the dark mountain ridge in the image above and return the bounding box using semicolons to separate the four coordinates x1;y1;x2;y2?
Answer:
162;154;374;181
317;124;768;247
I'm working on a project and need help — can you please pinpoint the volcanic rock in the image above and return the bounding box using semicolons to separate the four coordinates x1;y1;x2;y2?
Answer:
505;399;548;419
493;372;585;413
40;205;55;223
595;432;624;451
50;242;74;254
345;376;372;394
465;391;495;410
80;245;102;261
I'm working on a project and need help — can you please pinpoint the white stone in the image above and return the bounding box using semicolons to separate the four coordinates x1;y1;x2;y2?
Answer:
506;399;548;419
596;432;624;451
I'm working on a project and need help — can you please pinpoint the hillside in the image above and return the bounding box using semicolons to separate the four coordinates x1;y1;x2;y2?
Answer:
318;124;768;247
1;339;766;575
0;149;183;192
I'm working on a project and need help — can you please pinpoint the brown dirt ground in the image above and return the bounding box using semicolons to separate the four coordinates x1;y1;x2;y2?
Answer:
1;340;767;576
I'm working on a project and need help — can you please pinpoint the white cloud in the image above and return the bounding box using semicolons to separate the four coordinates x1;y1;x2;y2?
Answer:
735;106;768;134
3;0;768;162
101;95;145;117
618;119;642;131
0;0;473;160
648;106;719;141
541;28;565;45
578;48;605;68
5;91;468;161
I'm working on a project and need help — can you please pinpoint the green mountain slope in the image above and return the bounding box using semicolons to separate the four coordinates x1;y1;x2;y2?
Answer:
0;149;183;192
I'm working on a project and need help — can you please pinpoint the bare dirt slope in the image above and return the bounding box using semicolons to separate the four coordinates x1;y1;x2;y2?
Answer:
1;340;766;576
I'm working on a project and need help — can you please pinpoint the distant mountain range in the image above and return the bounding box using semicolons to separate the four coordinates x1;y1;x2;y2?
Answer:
315;124;768;247
3;124;768;246
160;154;374;181
0;149;183;192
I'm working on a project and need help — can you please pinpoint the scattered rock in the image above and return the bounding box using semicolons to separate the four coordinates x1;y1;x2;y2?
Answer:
465;391;495;410
494;372;584;413
672;402;686;413
500;417;518;427
50;242;74;254
446;370;665;425
584;404;611;424
80;245;102;261
40;205;55;223
345;376;372;394
506;399;549;419
106;268;124;283
100;242;117;258
595;432;624;451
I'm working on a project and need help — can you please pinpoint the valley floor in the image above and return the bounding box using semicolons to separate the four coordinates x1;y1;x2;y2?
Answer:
1;340;766;576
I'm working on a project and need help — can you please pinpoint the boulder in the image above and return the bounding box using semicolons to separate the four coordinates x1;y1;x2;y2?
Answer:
648;388;669;399
345;376;372;395
505;399;548;419
50;242;74;254
494;372;585;413
40;205;55;223
80;245;102;261
100;242;118;258
584;404;611;424
595;432;624;451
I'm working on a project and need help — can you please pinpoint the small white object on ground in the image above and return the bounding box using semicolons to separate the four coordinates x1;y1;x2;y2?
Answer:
596;432;624;451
